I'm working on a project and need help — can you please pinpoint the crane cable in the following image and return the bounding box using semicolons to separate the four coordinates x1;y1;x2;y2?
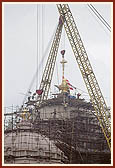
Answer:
36;4;38;90
87;4;111;32
22;24;58;105
42;4;44;75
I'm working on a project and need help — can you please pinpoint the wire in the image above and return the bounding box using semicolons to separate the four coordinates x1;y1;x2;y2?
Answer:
36;4;38;90
42;4;44;75
39;5;41;86
56;61;59;86
64;29;65;49
90;4;111;29
87;4;111;32
22;24;57;105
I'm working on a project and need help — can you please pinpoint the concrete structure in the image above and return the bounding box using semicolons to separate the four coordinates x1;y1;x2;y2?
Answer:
4;120;67;164
33;93;111;164
4;52;111;164
4;93;111;164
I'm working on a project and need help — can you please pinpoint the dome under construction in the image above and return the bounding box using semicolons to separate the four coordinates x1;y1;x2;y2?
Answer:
4;51;111;164
4;3;111;165
4;120;67;164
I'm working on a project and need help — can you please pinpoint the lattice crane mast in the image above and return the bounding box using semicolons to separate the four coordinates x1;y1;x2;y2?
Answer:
56;4;111;150
35;4;111;150
36;17;64;106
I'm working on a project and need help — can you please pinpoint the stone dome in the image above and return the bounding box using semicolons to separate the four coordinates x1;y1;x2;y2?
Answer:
4;120;67;164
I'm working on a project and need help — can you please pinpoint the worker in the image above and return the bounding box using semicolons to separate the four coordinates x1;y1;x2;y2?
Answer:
53;109;56;119
77;93;81;99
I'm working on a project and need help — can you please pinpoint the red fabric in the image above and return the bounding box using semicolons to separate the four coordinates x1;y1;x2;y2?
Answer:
66;79;72;86
66;79;74;90
67;82;71;86
36;89;43;95
61;50;65;55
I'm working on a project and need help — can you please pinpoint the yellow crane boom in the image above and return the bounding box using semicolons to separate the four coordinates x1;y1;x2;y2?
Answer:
57;4;111;150
35;4;111;150
36;17;64;106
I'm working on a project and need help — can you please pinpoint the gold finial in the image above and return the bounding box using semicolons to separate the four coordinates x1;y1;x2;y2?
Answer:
59;50;69;93
60;78;69;93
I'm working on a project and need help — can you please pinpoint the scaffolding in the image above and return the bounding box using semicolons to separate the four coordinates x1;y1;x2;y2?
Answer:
4;93;111;164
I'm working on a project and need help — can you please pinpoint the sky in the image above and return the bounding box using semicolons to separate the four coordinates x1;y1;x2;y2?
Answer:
3;3;112;111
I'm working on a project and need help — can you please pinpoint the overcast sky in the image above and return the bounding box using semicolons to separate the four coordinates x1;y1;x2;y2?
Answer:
3;3;112;110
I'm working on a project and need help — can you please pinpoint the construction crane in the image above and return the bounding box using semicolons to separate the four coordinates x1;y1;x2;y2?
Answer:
36;16;64;106
35;4;111;150
57;4;111;151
